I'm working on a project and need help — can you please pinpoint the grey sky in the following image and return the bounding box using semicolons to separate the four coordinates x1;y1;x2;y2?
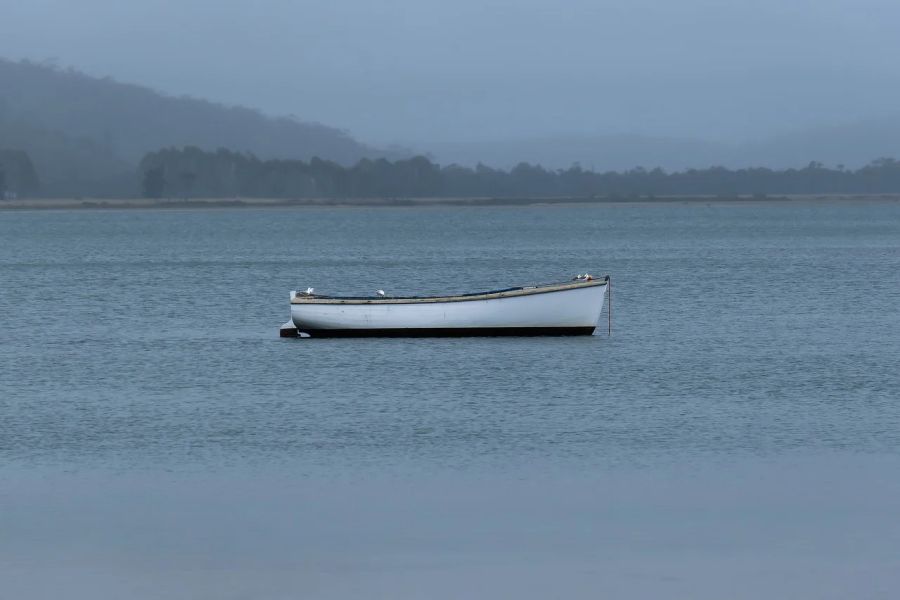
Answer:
3;0;899;146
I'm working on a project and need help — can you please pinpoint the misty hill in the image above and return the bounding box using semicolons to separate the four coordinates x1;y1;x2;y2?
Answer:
0;58;397;195
422;135;728;172
5;57;900;197
424;118;900;172
738;115;900;168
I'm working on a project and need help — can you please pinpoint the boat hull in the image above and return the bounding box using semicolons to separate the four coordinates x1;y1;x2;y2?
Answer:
290;281;608;337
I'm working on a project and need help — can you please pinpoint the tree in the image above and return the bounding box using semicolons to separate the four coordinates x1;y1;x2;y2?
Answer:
136;146;900;199
142;166;166;198
178;171;197;199
0;150;40;197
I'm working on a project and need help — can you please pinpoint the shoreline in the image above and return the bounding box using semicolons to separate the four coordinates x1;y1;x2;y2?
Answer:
2;194;899;211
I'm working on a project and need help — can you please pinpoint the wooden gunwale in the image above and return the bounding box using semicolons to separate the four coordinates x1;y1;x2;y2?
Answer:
290;276;609;305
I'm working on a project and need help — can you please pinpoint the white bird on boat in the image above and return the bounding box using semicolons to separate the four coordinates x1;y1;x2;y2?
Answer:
376;289;386;297
305;287;315;295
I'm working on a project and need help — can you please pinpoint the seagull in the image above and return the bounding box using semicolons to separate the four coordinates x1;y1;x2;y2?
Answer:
376;289;386;297
305;287;315;295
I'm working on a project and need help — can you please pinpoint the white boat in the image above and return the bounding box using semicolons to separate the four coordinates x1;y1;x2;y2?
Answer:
282;274;610;337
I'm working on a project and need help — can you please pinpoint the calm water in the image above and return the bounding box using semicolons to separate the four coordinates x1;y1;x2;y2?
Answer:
2;201;900;599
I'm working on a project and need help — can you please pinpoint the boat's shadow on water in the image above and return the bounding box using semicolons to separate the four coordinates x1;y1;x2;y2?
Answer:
273;334;613;373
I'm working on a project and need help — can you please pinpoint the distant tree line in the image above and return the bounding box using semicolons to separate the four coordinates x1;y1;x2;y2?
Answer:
139;147;900;199
12;143;900;201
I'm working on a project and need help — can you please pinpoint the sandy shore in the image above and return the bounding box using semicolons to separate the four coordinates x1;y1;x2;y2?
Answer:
2;194;898;210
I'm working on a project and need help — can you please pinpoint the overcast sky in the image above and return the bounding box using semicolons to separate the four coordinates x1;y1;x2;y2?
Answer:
3;0;900;145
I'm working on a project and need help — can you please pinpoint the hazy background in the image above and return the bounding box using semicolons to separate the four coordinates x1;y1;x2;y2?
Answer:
4;0;900;170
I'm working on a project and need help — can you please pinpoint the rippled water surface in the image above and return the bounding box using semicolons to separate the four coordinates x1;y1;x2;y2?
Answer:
2;201;899;599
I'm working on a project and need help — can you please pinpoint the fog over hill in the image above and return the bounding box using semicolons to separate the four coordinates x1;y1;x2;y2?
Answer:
0;59;401;195
4;55;900;196
5;0;900;190
421;117;900;172
736;116;900;169
420;135;728;172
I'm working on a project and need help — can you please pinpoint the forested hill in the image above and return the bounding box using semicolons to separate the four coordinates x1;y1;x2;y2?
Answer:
139;147;900;199
0;59;396;195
